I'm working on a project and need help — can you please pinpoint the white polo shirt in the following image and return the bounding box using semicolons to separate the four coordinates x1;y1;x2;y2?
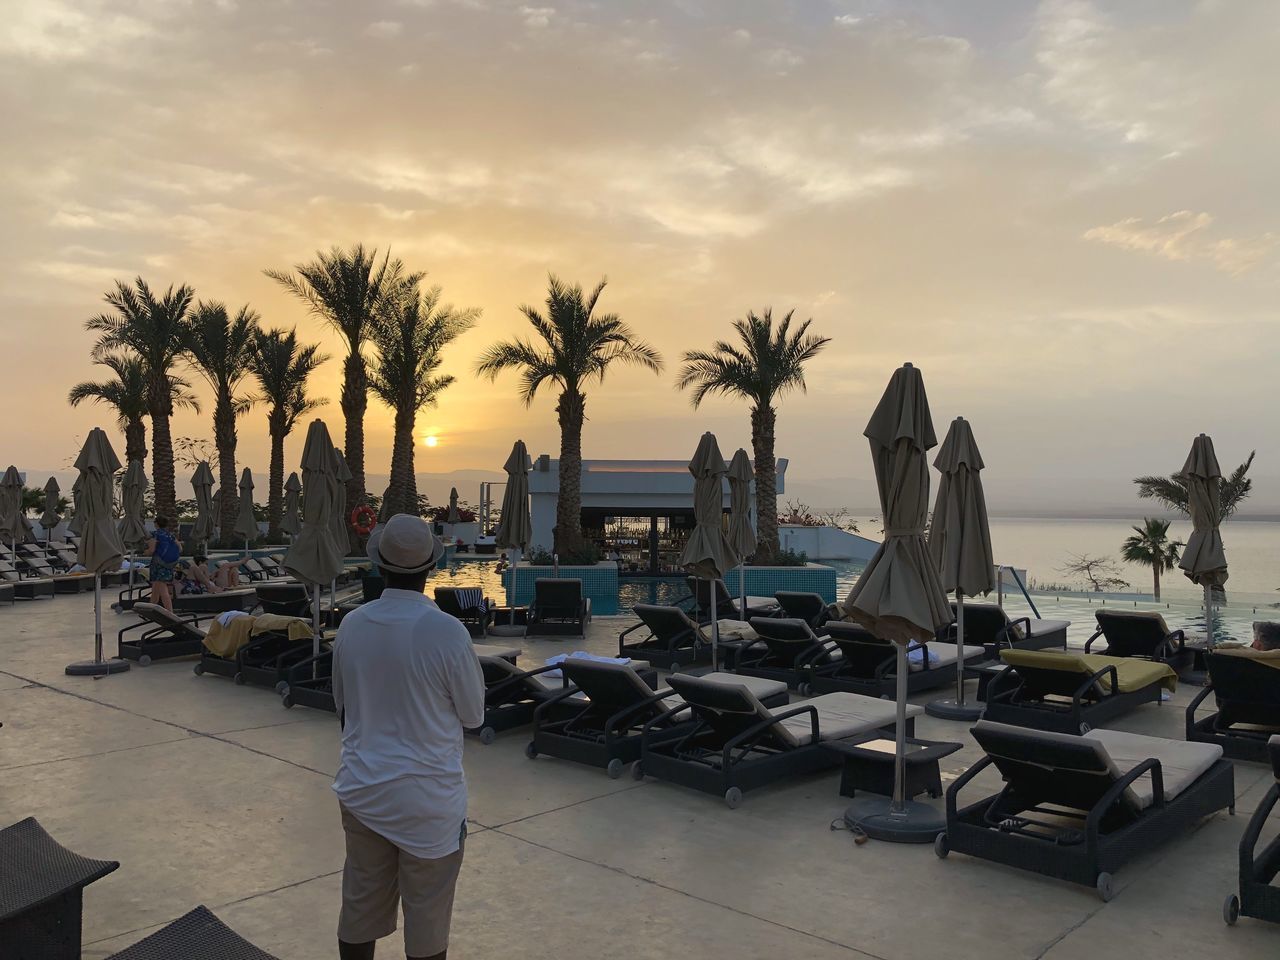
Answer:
332;588;486;859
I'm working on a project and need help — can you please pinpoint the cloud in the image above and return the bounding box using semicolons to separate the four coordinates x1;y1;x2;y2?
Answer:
365;20;404;39
1084;211;1277;275
517;5;554;29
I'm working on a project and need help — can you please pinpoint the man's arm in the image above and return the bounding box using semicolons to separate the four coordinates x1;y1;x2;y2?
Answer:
331;636;344;717
446;635;486;730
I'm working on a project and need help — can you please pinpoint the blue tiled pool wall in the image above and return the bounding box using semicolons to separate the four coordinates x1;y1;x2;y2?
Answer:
502;563;837;615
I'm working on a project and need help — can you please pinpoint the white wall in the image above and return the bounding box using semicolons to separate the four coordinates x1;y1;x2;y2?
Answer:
778;525;879;562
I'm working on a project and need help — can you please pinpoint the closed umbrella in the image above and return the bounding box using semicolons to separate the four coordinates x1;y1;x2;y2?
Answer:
40;477;61;555
447;487;460;524
844;363;951;842
118;460;149;598
65;428;129;676
1178;434;1228;646
0;466;23;563
284;420;346;647
67;475;85;537
681;432;739;670
233;467;258;553
925;417;994;721
726;448;756;618
329;448;352;611
282;472;302;537
191;462;215;551
494;440;532;606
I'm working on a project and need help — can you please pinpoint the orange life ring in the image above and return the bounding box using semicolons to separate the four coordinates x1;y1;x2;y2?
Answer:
351;505;377;536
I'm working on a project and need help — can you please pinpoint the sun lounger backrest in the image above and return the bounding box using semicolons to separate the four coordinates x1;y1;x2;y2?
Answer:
972;720;1139;817
953;603;1013;647
1093;610;1172;658
685;576;735;616
533;578;583;618
1205;652;1280;727
478;655;546;699
634;604;700;643
776;592;827;625
1270;735;1280;781
434;588;465;617
134;602;206;640
1000;650;1106;701
666;673;800;749
824;622;895;674
560;660;658;712
748;617;824;665
0;564;17;582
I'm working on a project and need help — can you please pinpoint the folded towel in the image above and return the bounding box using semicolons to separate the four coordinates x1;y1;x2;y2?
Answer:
1000;649;1178;693
906;643;940;665
544;651;633;679
454;587;486;612
217;610;250;627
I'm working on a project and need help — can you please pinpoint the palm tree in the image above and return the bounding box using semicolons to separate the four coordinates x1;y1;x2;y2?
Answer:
1121;517;1183;601
185;302;260;538
265;244;418;548
249;327;329;540
676;309;830;562
1134;452;1256;520
477;275;662;554
68;354;160;464
84;278;197;518
371;283;479;517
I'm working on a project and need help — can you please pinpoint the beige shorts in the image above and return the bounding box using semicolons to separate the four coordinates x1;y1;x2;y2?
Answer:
338;805;465;957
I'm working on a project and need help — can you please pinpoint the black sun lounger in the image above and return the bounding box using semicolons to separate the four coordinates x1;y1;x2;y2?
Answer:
684;576;776;623
527;578;591;637
470;654;578;744
735;617;838;689
950;602;1068;658
1225;735;1280;926
773;591;840;633
0;583;12;605
1187;650;1280;762
255;582;311;618
434;586;492;637
1086;609;1193;674
280;649;336;713
193;620;320;689
0;563;53;600
939;720;1234;901
0;817;119;958
106;905;281;959
638;674;920;808
175;587;259;614
807;621;987;698
618;603;711;671
984;649;1176;734
529;661;787;778
118;602;208;664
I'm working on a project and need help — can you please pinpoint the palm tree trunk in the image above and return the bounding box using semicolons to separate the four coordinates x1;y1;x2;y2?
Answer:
340;352;367;550
387;404;415;516
751;404;779;563
555;389;586;554
125;418;148;466
150;408;176;521
215;396;238;543
1152;563;1161;602
267;412;285;541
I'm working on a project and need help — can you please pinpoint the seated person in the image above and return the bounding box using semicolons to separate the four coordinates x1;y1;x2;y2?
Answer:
175;561;207;595
1252;621;1280;651
186;555;245;594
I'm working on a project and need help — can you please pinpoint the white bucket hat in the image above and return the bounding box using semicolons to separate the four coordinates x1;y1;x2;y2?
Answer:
366;514;446;575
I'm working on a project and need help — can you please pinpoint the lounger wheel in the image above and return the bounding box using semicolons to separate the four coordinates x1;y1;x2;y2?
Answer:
606;758;624;780
934;833;949;859
724;787;743;809
525;742;538;760
193;663;204;676
1079;722;1091;734
1223;894;1240;926
138;654;152;667
797;682;811;696
479;727;496;745
233;672;245;685
1095;872;1114;902
281;692;294;709
630;761;644;781
669;661;680;673
274;680;288;694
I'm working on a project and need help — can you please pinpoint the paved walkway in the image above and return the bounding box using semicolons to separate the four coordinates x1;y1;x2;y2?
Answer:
0;593;1275;958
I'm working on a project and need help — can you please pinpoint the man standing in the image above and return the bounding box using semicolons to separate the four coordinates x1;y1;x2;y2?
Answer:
333;514;486;960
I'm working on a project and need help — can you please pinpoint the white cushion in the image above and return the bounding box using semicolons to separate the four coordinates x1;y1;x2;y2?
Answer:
472;643;520;660
697;672;788;701
908;643;985;671
774;693;921;747
1027;618;1070;637
1083;728;1223;810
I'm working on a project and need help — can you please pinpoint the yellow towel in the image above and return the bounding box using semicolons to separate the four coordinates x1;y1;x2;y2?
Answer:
1000;649;1178;693
1215;646;1280;672
203;614;312;658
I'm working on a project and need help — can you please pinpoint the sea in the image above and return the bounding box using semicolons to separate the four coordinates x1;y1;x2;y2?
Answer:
420;516;1279;646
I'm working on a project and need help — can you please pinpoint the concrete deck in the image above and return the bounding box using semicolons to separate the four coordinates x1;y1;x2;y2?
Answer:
0;593;1275;958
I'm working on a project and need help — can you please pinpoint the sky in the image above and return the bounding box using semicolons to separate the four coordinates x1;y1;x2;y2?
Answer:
2;0;1277;514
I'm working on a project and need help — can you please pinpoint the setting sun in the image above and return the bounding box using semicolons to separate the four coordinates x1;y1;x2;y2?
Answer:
423;435;439;448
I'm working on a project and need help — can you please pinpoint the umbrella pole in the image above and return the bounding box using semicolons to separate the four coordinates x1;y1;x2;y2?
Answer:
312;584;321;679
1204;582;1213;646
891;641;908;813
710;584;718;672
65;573;130;677
955;592;965;706
739;564;746;620
925;590;983;720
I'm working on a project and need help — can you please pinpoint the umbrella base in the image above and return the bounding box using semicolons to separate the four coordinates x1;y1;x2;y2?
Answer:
924;698;984;721
843;797;945;844
65;658;131;677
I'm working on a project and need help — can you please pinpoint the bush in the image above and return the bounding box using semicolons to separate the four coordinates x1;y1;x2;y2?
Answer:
768;548;808;567
524;542;601;566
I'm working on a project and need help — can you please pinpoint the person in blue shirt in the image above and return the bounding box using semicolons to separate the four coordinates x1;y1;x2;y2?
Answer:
144;515;182;614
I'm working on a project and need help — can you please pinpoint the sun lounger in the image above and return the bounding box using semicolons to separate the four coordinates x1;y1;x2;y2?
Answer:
1187;648;1280;762
618;603;712;670
255;555;284;578
734;617;839;689
0;583;12;605
470;655;583;743
774;591;840;632
0;817;119;957
527;578;591;637
939;720;1234;900
684;576;777;623
984;649;1176;734
807;621;986;698
638;674;920;807
529;661;787;778
1086;609;1193;674
193;615;317;687
1225;736;1280;926
435;586;492;637
0;562;54;600
105;904;281;959
174;587;259;614
255;581;311;617
948;602;1068;658
118;602;208;664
